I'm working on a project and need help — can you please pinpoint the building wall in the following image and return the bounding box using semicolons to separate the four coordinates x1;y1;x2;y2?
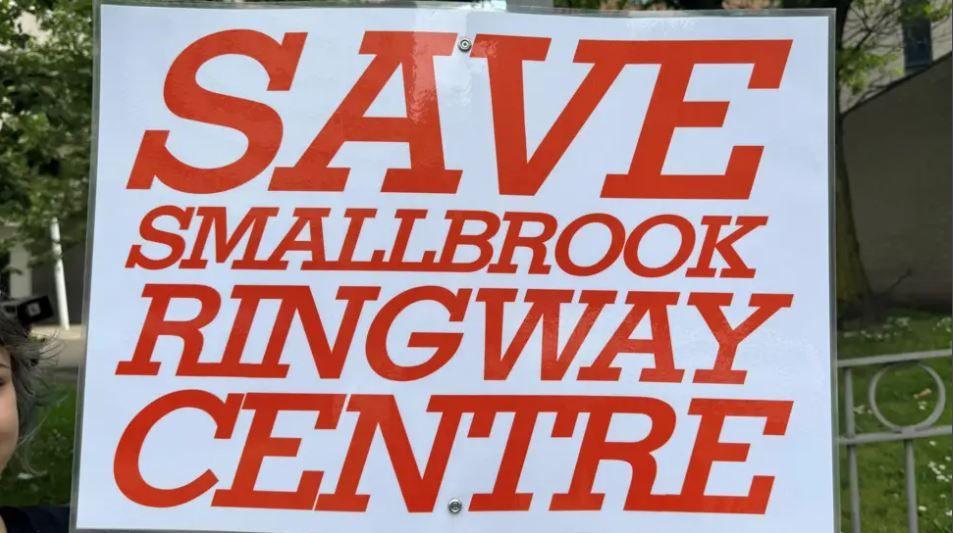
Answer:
844;54;952;307
1;224;85;324
0;226;34;300
30;240;86;324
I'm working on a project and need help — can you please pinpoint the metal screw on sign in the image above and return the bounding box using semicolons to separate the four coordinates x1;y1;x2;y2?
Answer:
447;498;463;514
458;38;472;52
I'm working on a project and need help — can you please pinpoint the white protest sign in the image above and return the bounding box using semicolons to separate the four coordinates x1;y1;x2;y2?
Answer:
77;3;835;532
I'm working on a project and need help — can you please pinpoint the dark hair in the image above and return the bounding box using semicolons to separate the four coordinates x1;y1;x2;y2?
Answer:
0;311;56;462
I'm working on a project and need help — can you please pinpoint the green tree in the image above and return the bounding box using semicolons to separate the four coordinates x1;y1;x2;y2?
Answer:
0;0;91;263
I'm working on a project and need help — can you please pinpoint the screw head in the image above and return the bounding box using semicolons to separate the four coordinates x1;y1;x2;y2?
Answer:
447;498;463;514
457;38;472;52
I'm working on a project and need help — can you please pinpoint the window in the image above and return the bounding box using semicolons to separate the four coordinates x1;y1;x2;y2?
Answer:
901;0;934;74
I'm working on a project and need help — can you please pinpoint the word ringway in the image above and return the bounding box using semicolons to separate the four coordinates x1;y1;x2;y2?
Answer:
118;283;793;385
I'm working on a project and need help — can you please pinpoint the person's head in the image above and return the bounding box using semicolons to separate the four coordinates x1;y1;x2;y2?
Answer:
0;311;50;474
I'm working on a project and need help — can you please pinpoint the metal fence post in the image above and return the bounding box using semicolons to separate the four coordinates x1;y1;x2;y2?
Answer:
903;437;918;533
844;367;862;533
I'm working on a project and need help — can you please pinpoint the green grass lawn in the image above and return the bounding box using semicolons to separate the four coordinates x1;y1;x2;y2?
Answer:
838;311;952;533
0;311;950;531
0;381;75;505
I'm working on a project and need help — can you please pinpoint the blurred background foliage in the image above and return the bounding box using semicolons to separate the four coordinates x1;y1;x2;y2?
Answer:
0;0;92;261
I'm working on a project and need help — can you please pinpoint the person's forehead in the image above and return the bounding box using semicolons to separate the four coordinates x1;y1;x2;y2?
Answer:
0;347;9;367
